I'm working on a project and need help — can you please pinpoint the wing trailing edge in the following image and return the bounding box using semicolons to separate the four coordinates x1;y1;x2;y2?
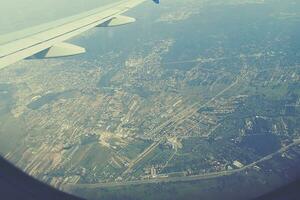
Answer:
97;15;136;27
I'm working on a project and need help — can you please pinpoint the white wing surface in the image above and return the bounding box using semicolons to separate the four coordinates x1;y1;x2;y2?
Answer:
0;0;158;69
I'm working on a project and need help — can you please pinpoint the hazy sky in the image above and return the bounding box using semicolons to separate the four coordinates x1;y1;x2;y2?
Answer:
0;0;120;34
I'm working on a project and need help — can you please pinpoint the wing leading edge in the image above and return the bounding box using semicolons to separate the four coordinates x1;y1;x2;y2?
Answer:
0;0;158;70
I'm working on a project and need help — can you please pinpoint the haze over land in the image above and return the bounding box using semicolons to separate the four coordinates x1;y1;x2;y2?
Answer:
0;0;300;199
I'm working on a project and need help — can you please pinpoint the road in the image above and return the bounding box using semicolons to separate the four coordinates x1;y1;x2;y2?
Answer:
121;139;162;177
65;138;300;189
119;69;250;179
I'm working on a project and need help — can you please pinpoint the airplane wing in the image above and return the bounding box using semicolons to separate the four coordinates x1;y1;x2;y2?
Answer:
0;0;159;70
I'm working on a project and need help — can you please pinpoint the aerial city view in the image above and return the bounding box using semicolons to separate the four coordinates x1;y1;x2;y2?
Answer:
0;0;300;199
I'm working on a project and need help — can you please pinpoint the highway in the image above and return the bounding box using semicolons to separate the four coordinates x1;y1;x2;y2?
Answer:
65;138;300;189
119;69;250;179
